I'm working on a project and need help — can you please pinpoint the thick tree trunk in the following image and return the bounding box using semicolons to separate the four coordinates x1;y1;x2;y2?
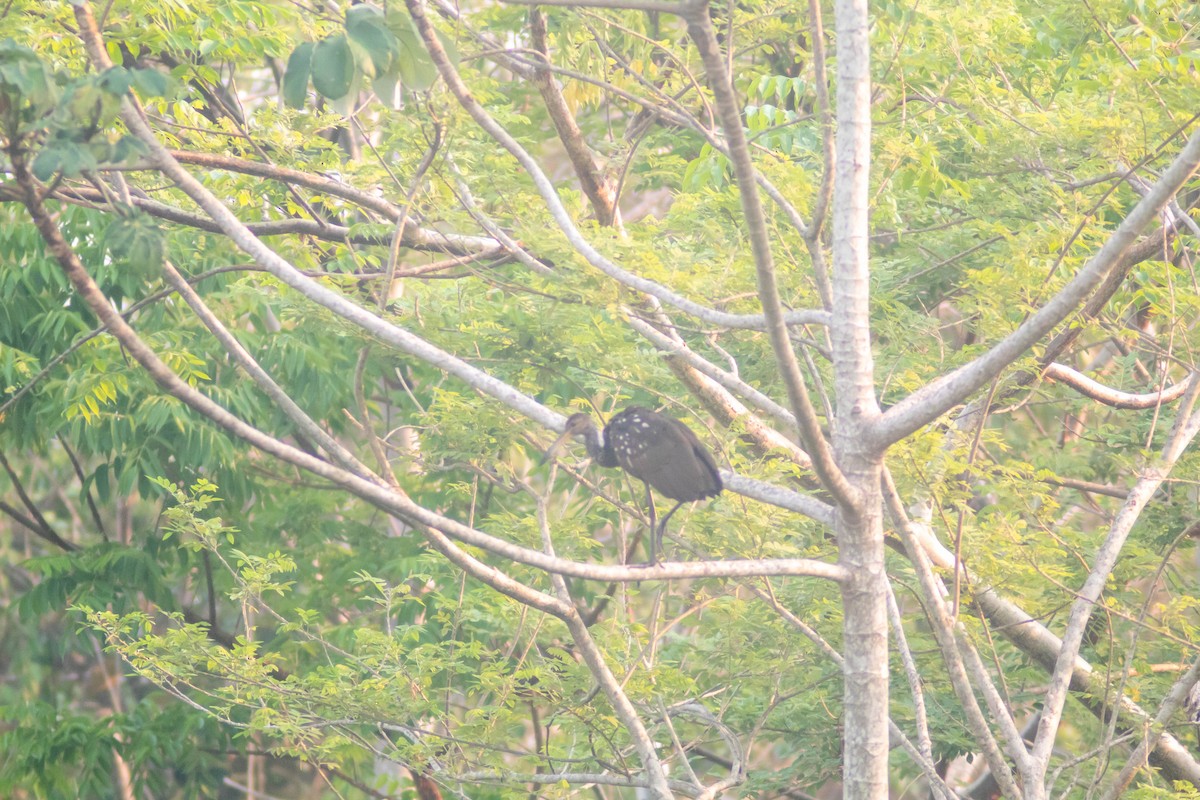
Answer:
837;465;888;798
829;0;886;794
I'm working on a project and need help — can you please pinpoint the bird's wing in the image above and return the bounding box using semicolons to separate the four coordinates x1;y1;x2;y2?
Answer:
667;418;723;496
630;419;722;500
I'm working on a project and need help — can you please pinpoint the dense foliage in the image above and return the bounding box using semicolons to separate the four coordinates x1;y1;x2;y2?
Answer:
1;0;1198;797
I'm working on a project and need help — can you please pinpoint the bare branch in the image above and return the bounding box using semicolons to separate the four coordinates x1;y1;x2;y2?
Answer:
443;156;556;276
166;150;408;222
1119;159;1200;237
884;584;936;776
0;498;76;551
1042;362;1195;409
624;312;798;432
1042;231;1182;368
721;473;834;526
0;183;499;255
625;306;817;472
1038;475;1129;499
482;18;826;273
666;701;744;799
528;8;620;227
1098;656;1200;800
804;0;834;308
0;451;75;551
455;771;699;794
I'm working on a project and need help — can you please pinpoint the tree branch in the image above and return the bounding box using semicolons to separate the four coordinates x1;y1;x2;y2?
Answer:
872;128;1200;448
1030;374;1200;783
528;8;620;227
0;497;76;552
165;149;406;222
624;313;803;440
974;586;1200;784
500;0;692;12
159;259;375;477
5;183;498;255
485;18;826;277
534;493;674;799
1042;362;1194;409
881;470;1026;795
682;3;856;509
0;451;75;551
1097;655;1200;800
803;0;834;309
406;0;829;333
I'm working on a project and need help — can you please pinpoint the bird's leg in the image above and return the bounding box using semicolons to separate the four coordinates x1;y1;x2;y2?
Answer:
643;482;658;565
656;500;687;563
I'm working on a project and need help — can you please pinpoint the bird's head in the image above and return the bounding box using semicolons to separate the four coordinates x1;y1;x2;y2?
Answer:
543;413;599;463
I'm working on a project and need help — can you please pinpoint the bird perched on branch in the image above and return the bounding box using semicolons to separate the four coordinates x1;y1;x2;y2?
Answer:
545;406;722;564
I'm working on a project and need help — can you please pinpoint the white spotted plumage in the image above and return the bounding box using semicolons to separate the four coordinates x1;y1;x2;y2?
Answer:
547;405;723;564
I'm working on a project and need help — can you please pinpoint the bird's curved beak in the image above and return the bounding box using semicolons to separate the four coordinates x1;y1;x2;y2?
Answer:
541;428;574;465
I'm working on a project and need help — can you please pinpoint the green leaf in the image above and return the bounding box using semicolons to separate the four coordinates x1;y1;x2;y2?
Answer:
390;23;437;91
345;3;384;26
0;40;57;111
347;8;400;78
384;12;441;90
96;67;133;96
129;68;170;98
111;135;149;164
106;212;164;275
345;37;376;79
311;35;355;100
328;70;362;116
30;148;61;181
44;142;101;179
282;41;313;108
371;72;401;109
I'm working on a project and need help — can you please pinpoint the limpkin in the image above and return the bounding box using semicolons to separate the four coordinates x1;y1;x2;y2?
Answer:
545;406;722;564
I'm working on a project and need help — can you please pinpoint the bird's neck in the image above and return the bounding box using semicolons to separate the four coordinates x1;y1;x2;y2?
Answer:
587;428;619;468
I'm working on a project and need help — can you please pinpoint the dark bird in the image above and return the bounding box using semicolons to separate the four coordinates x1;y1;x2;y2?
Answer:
545;406;722;564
